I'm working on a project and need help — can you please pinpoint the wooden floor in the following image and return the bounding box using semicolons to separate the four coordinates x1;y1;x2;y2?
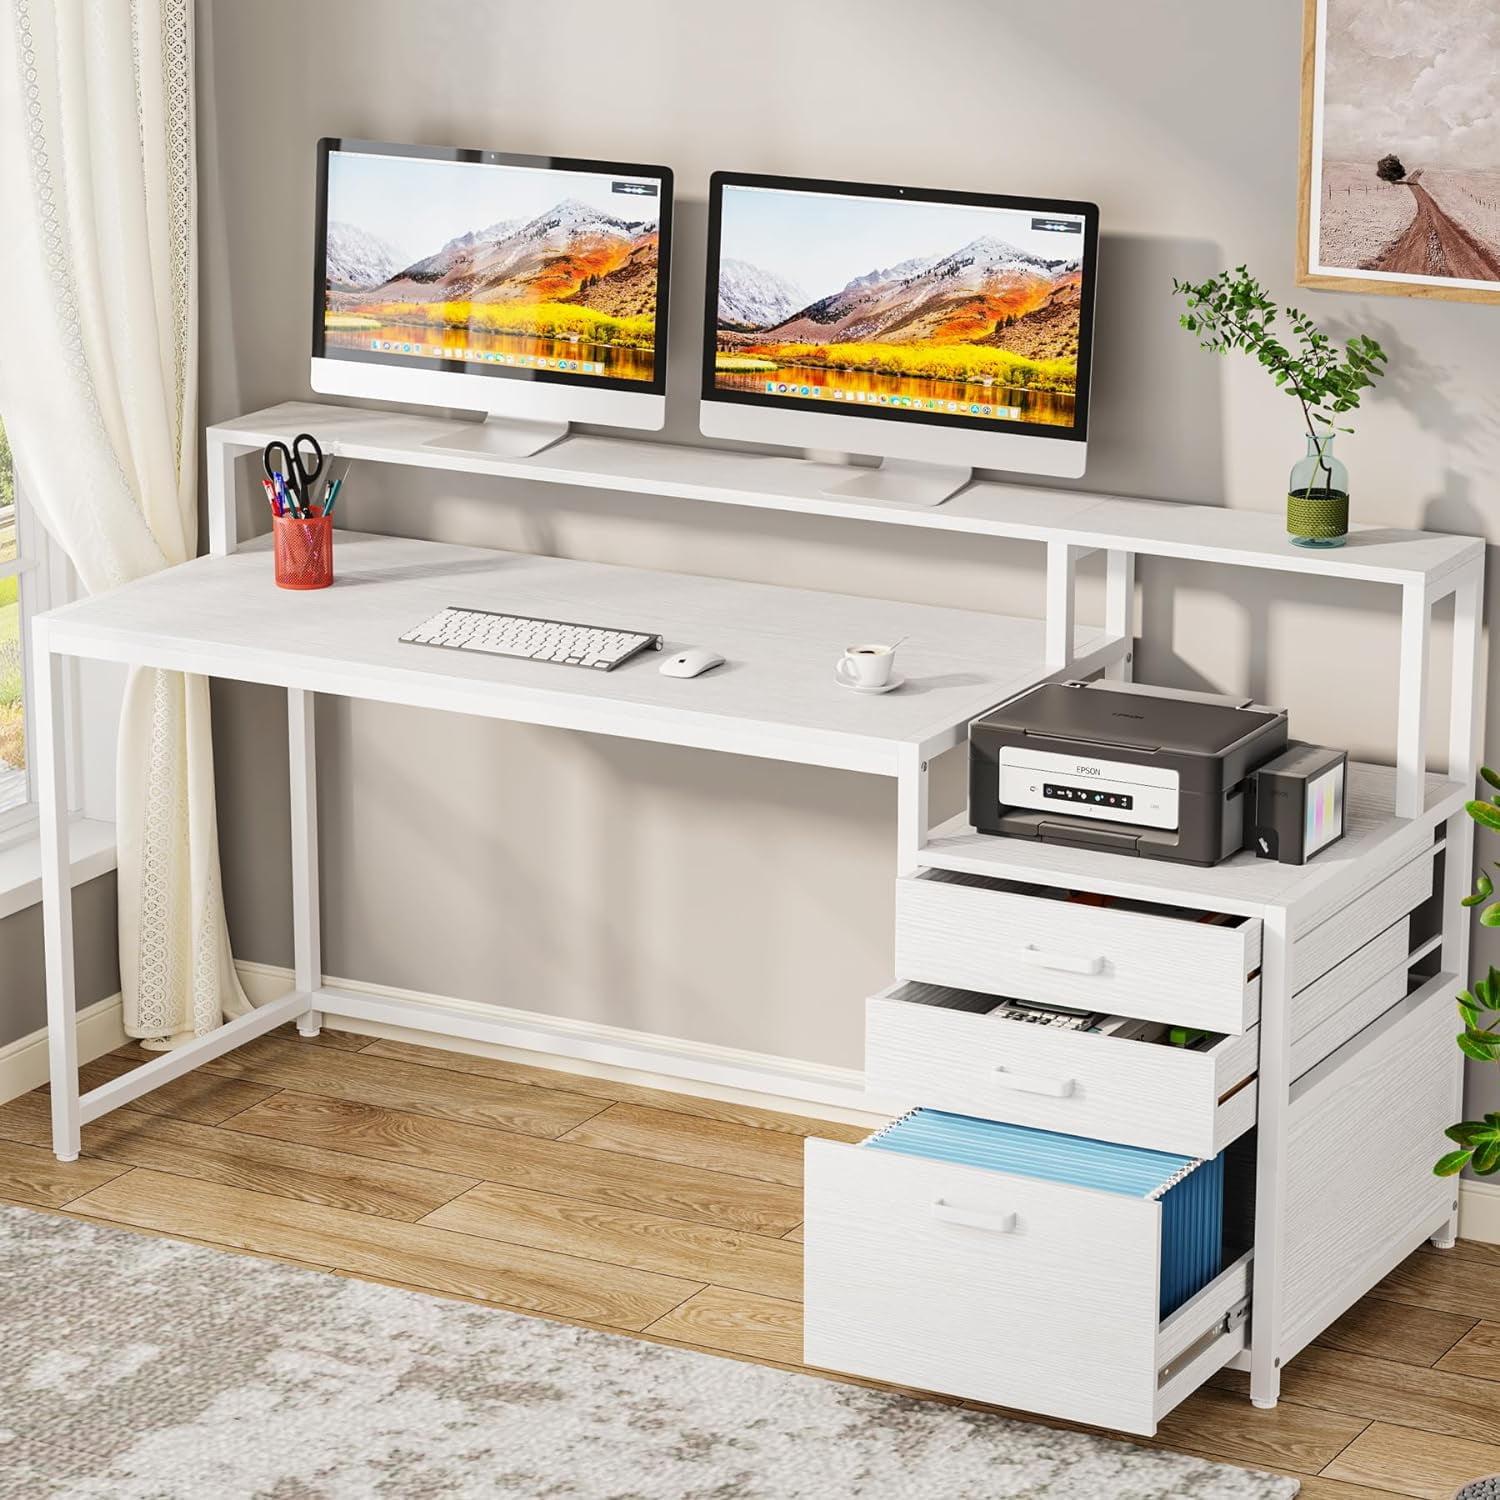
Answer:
4;1026;1498;1498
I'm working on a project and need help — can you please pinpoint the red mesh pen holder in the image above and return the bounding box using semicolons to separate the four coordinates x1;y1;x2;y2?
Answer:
273;512;334;589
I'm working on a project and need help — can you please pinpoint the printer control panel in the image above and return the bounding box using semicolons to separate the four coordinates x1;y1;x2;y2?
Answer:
997;747;1179;831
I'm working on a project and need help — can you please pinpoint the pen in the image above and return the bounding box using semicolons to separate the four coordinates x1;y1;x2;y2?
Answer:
322;477;343;518
261;477;281;516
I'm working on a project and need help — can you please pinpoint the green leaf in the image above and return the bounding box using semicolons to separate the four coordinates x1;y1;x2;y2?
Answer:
1481;766;1500;790
1436;1148;1474;1177
1458;1031;1497;1062
1475;1140;1500;1175
1468;799;1500;831
1447;1122;1495;1146
1483;901;1500;928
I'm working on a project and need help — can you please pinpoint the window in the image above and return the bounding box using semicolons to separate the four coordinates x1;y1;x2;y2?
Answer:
0;415;120;912
0;413;26;825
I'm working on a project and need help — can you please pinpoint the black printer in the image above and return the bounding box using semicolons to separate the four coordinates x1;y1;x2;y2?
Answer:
969;680;1289;866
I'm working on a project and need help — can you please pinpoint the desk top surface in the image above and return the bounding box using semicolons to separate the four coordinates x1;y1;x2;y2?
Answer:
40;531;1106;772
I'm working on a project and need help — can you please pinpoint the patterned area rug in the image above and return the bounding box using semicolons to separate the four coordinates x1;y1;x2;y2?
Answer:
2;1205;1299;1498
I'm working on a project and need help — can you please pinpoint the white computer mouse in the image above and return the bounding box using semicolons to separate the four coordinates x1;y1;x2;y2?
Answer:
659;646;725;679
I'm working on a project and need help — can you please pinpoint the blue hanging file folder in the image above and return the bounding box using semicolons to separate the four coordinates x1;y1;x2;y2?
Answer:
865;1109;1224;1317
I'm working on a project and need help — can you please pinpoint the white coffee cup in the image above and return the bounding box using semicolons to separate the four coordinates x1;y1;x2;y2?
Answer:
836;642;896;689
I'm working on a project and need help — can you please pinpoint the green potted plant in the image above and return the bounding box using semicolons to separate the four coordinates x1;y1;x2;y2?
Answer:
1171;266;1388;547
1434;769;1500;1180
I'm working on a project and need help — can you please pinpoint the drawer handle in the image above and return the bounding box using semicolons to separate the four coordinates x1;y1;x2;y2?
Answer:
932;1200;1018;1235
1019;944;1104;976
993;1066;1076;1098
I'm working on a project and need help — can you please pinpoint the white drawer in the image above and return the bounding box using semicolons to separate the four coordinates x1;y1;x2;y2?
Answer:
866;982;1257;1157
895;869;1262;1033
804;1137;1250;1436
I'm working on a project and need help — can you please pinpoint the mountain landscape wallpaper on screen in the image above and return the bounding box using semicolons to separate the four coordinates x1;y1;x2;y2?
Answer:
323;184;661;381
714;200;1085;426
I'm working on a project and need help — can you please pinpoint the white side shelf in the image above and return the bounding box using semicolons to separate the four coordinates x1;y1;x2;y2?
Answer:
919;762;1460;920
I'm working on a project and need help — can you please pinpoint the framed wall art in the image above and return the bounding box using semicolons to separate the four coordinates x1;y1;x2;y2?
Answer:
1298;0;1500;304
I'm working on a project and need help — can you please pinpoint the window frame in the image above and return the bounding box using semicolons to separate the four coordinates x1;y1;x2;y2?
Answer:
0;461;101;849
0;465;39;838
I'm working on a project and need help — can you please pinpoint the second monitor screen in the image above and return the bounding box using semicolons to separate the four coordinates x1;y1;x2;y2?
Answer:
320;147;667;385
710;180;1090;430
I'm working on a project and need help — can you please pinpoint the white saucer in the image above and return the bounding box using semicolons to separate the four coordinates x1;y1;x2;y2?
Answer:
836;672;906;695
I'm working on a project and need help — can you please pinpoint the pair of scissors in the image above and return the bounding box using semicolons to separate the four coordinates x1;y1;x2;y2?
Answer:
262;432;325;516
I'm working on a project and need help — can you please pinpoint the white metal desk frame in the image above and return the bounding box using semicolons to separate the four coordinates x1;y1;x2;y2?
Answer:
37;403;1485;1421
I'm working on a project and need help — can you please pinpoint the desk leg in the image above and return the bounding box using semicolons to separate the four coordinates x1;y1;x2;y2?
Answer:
1433;565;1483;1250
1249;906;1291;1409
35;633;80;1162
896;744;930;877
288;688;323;1036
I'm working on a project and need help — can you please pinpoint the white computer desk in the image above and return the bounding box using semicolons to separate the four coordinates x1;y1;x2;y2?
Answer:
34;528;1124;1160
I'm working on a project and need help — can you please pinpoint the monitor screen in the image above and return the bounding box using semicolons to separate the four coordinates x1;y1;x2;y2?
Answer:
314;142;671;392
703;174;1096;440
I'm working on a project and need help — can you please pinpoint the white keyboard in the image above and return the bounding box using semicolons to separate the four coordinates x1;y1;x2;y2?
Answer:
400;605;663;672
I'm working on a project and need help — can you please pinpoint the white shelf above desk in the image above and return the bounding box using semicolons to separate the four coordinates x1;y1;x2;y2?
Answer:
208;400;1482;587
39;530;1116;776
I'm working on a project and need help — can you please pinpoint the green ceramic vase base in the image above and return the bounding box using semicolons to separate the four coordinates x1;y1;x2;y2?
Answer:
1287;488;1349;548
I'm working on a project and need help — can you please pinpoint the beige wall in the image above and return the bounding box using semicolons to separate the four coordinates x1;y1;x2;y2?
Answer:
197;0;1500;1086
0;875;120;1045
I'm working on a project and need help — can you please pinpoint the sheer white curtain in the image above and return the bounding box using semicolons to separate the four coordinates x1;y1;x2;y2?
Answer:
0;0;248;1045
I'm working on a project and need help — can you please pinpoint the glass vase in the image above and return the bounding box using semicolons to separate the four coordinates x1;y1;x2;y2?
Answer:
1287;431;1349;548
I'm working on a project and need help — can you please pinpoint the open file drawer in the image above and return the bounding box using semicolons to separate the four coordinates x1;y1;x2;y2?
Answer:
804;1116;1251;1436
866;981;1257;1157
895;869;1262;1033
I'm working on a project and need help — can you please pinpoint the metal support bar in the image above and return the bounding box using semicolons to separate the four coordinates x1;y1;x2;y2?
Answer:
1434;811;1471;1250
1433;560;1484;1247
1448;564;1483;785
34;627;80;1162
1103;549;1136;682
207;435;241;557
896;741;931;877
1045;541;1079;672
77;991;311;1123
1249;905;1291;1409
1395;581;1431;820
288;688;323;1037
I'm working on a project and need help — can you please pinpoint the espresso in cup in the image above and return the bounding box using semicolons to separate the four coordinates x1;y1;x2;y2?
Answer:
837;642;896;688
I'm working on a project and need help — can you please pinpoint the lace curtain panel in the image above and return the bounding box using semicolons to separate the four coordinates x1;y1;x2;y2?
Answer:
0;0;248;1044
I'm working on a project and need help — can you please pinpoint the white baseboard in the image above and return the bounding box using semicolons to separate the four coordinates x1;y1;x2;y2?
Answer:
1459;1179;1500;1246
0;993;126;1107
234;960;888;1129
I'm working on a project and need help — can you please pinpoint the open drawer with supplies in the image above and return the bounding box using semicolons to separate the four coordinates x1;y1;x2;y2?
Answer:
804;1111;1252;1436
895;868;1262;1033
865;981;1257;1157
